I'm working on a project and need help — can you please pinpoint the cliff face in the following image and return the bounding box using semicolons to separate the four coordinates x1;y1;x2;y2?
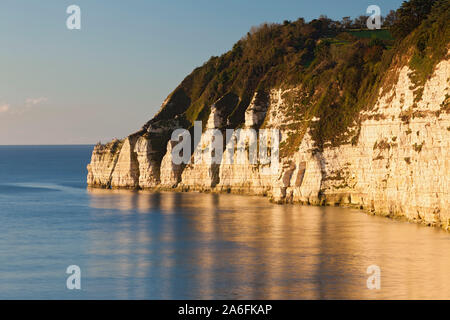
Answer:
87;139;123;188
87;3;450;229
280;59;449;229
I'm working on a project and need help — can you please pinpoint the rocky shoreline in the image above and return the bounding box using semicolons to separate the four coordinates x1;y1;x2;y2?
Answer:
87;5;450;234
88;54;450;230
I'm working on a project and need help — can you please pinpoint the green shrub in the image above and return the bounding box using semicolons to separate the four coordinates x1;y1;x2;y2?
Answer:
151;0;448;155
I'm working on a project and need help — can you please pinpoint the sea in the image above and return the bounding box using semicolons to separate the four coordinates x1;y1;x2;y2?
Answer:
0;145;449;299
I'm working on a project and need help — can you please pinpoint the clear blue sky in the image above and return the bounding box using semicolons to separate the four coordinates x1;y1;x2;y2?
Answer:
0;0;403;144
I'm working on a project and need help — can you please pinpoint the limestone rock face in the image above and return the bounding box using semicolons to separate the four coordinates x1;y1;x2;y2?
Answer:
87;116;188;190
87;139;123;188
278;58;450;228
179;106;224;190
244;92;269;128
217;91;275;195
110;136;140;189
160;140;184;188
273;132;323;204
87;52;450;229
134;136;160;189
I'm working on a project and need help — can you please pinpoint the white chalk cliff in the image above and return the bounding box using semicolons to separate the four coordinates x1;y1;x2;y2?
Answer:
87;13;450;229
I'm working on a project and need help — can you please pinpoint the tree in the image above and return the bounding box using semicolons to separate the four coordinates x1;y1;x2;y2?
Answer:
341;16;352;29
383;10;397;27
353;15;369;29
391;0;437;39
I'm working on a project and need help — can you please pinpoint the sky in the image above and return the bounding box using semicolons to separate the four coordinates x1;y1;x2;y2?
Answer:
0;0;404;145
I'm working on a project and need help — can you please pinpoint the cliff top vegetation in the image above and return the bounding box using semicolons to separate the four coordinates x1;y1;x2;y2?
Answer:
151;0;449;153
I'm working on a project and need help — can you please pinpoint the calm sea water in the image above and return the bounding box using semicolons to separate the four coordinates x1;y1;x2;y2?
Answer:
0;145;449;299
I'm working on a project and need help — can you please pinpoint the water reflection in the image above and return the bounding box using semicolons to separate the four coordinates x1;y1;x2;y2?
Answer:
86;189;450;299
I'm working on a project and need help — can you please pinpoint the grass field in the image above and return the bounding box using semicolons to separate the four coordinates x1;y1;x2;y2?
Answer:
347;29;394;40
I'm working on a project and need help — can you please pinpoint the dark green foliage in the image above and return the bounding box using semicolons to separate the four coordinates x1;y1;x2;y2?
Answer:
153;88;190;121
383;10;397;27
152;0;448;154
160;17;349;129
391;0;437;39
407;0;450;89
348;29;393;41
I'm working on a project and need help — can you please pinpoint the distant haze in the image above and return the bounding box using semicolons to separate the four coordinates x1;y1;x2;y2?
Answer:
0;0;402;145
